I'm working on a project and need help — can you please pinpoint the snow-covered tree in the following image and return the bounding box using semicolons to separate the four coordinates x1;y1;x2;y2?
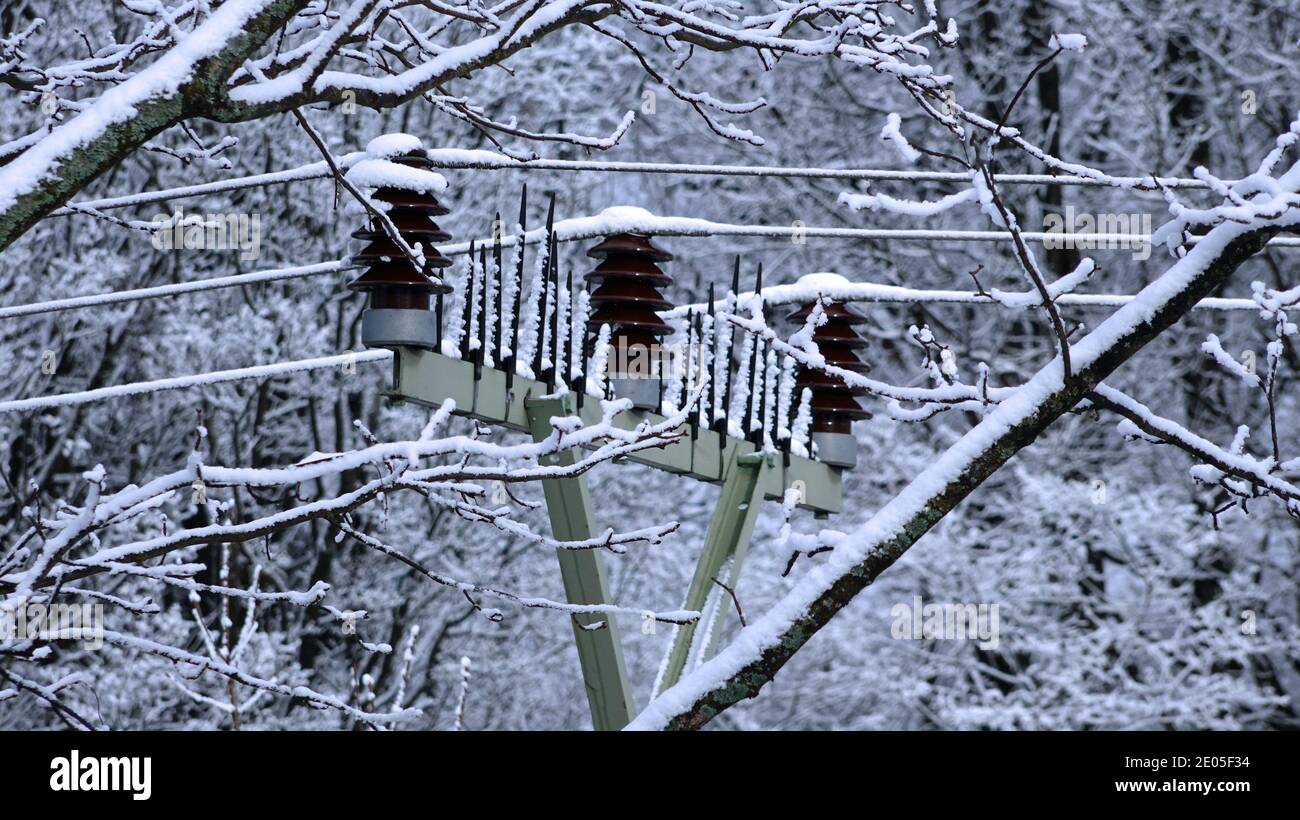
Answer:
2;1;1297;731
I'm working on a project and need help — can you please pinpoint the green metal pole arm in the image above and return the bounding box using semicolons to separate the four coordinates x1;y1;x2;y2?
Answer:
655;445;770;696
526;394;635;731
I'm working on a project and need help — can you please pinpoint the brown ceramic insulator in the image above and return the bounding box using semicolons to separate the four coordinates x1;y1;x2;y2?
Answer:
788;299;871;434
587;233;673;263
584;233;675;353
348;150;453;308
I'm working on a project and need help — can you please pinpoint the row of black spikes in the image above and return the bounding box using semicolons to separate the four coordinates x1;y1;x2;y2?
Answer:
440;188;592;407
668;258;801;460
429;191;804;454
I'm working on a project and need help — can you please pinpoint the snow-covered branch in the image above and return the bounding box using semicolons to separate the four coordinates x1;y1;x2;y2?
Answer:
632;119;1300;730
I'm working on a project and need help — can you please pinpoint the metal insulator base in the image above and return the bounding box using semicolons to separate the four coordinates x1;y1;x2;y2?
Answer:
812;431;858;469
609;377;661;411
361;308;439;350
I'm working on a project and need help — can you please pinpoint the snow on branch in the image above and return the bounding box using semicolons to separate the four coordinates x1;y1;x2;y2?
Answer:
0;0;960;252
631;111;1300;732
0;390;692;727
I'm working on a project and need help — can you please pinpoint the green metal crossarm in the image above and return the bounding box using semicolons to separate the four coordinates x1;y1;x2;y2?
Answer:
388;347;842;513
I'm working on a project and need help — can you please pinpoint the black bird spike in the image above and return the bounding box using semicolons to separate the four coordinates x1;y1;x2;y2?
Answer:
560;265;573;388
691;307;703;439
493;212;504;368
478;242;489;372
532;202;554;380
460;241;476;363
547;231;559;390
507;185;526;391
707;283;717;431
720;256;740;436
680;306;694;413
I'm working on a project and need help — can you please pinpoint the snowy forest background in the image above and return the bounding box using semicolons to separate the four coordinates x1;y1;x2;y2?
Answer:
1;0;1298;730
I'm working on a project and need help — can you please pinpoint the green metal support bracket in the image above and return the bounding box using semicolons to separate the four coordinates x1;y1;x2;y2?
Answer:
526;393;635;731
385;347;843;724
655;444;770;695
390;348;843;513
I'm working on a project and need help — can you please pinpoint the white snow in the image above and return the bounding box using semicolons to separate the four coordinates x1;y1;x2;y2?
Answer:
629;155;1300;730
1050;33;1088;52
881;112;922;164
345;158;448;194
0;0;284;214
0;350;391;415
366;133;424;159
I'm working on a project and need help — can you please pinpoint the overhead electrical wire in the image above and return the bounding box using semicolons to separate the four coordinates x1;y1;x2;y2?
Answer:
5;152;1278;413
47;151;1226;217
6;221;1280;321
0;351;390;415
0;260;352;320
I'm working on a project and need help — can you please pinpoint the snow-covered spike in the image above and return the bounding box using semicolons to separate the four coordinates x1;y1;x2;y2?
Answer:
460;243;476;363
435;289;444;346
532;202;555;381
493;214;504;367
477;242;489;375
507;186;527;390
573;275;587;413
743;329;760;443
546;232;560;389
742;263;766;443
753;339;770;445
680;307;694;412
561;266;574;389
720;256;741;434
707;283;719;430
692;307;704;437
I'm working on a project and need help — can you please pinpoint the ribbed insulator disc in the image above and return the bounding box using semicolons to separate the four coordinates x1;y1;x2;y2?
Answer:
587;306;674;336
588;279;674;309
350;235;454;269
807;389;871;433
587;233;673;262
583;233;675;345
786;301;869;325
370;187;451;215
587;256;674;285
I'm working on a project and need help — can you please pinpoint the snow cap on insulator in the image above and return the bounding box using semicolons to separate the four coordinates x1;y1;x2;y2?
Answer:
346;137;452;349
788;274;870;468
585;233;675;409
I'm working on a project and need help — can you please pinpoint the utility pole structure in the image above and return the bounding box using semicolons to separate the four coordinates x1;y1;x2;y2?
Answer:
348;174;861;729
